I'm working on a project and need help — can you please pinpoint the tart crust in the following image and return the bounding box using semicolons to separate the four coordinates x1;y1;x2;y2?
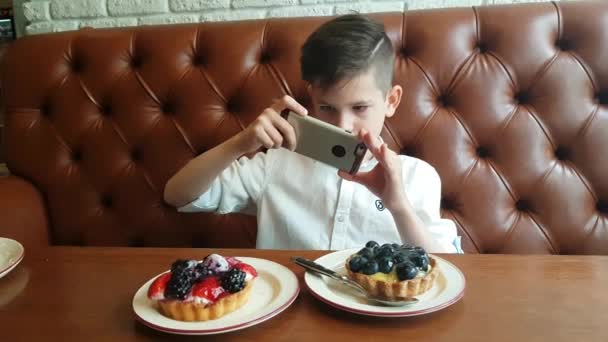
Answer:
156;279;255;321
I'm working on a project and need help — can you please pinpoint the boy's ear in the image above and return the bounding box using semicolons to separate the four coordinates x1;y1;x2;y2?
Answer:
385;85;402;118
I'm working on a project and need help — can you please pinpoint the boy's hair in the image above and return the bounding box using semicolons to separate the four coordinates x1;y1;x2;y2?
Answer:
300;14;395;93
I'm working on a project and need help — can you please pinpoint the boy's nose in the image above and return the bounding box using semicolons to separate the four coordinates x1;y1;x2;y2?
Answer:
336;113;353;131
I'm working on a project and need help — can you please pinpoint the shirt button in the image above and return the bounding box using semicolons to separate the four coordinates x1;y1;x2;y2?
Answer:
337;215;345;222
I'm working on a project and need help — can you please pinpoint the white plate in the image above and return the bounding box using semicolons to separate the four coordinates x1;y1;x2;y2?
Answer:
0;238;24;279
133;257;300;335
305;249;465;317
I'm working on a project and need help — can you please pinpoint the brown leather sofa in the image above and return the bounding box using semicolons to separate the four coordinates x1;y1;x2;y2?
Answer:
1;1;606;254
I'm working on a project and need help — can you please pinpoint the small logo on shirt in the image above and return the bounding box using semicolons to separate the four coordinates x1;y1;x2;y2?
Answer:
375;200;385;211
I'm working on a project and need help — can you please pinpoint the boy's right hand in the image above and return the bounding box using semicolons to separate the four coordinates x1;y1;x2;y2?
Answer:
235;95;308;153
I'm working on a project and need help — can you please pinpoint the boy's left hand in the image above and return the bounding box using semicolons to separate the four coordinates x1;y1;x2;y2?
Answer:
338;128;409;213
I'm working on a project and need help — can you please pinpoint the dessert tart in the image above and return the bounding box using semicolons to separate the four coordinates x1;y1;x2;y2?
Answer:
147;254;257;321
345;241;439;300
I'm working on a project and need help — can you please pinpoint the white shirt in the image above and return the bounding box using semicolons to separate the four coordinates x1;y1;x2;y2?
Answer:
179;148;463;253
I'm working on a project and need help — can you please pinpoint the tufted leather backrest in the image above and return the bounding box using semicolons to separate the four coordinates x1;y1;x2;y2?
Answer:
2;1;607;254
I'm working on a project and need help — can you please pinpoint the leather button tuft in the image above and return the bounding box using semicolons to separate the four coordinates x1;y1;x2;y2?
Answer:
476;146;491;158
516;199;531;212
101;195;113;208
554;146;571;161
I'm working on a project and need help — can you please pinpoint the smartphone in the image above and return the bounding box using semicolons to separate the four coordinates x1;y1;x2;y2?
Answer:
285;111;367;174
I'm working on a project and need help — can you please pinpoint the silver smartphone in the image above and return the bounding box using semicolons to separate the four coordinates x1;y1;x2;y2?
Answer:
285;111;367;174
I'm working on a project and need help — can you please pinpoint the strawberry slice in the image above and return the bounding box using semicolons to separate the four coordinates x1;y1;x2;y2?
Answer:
192;276;224;302
147;272;171;299
225;257;241;267
233;263;257;277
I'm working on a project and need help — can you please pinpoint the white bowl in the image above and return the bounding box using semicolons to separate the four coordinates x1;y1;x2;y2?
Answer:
0;238;24;279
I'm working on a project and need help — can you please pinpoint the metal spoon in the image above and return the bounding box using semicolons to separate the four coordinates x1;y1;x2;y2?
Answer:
292;257;418;307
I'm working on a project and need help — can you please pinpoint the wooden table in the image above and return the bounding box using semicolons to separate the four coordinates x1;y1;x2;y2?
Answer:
0;247;606;341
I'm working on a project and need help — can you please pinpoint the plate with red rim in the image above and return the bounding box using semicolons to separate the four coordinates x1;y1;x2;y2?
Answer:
304;248;465;317
133;257;299;335
0;238;24;279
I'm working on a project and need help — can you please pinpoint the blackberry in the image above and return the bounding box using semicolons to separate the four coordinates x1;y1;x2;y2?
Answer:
193;264;214;281
164;259;199;299
165;269;197;300
170;259;196;273
221;269;247;293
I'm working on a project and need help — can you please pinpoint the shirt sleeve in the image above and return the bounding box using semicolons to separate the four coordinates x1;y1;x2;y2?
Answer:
177;150;271;216
403;157;464;254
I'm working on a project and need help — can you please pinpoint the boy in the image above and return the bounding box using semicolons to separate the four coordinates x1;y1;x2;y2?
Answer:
164;14;462;253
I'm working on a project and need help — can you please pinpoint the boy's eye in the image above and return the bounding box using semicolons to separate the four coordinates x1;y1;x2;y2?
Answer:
319;105;334;112
353;105;368;112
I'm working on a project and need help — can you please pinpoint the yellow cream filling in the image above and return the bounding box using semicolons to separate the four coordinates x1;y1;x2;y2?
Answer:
367;263;432;282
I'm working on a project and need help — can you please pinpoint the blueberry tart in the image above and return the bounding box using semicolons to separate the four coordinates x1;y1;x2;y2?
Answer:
345;241;439;299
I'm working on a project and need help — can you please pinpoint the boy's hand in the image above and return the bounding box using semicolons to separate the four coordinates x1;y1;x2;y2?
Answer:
236;95;307;154
338;128;409;213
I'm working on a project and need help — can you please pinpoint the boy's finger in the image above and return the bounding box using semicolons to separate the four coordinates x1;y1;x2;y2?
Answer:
258;130;275;149
364;130;382;152
338;170;354;181
338;170;365;185
270;114;297;150
271;95;308;116
380;144;392;165
360;129;383;160
285;96;308;116
263;123;284;149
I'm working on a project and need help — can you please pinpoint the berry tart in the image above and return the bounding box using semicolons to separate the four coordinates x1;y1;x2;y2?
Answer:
147;254;257;321
345;241;439;300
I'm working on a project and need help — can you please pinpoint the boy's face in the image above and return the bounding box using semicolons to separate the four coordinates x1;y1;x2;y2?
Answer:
309;67;402;144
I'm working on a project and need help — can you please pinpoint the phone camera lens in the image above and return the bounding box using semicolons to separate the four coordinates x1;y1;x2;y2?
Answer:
331;145;346;158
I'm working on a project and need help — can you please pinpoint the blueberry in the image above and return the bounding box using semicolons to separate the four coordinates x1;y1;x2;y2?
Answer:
413;246;427;255
393;253;408;264
357;247;375;259
361;260;379;275
376;245;395;259
396;262;418;281
365;241;379;249
349;256;366;272
378;257;394;274
410;254;429;271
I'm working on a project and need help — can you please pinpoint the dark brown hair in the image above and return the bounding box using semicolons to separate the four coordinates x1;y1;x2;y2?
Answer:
300;14;395;93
